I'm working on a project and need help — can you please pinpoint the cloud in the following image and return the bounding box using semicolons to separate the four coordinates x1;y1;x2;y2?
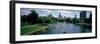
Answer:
20;8;33;15
58;10;73;14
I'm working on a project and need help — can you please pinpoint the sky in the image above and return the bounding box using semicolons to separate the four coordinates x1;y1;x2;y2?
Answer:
20;8;92;18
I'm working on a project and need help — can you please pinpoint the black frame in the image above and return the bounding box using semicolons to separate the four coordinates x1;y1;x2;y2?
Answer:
10;1;97;43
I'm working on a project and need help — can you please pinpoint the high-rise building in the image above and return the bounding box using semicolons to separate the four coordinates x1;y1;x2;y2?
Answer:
80;11;86;23
59;13;61;18
75;14;77;19
59;13;63;19
48;13;52;17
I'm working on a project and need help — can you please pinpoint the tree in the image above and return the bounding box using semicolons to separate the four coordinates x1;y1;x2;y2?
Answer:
65;18;72;23
27;10;39;24
89;13;92;23
21;15;28;26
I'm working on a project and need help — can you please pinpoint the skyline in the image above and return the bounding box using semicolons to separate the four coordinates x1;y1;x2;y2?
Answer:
20;8;92;18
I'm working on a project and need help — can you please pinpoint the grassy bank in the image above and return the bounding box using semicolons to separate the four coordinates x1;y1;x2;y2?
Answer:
21;24;48;35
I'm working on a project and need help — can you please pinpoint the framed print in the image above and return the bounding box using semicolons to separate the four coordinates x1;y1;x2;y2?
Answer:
10;1;97;43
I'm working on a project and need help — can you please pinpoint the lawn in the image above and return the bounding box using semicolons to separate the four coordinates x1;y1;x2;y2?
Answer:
21;24;48;35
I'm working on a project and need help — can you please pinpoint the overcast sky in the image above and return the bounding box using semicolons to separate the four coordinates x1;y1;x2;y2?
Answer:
20;8;92;18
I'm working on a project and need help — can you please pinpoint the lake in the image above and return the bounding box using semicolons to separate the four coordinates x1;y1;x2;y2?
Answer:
30;22;92;35
45;22;92;34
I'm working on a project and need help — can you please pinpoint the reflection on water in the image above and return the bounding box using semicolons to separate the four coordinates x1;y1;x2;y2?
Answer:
30;22;92;35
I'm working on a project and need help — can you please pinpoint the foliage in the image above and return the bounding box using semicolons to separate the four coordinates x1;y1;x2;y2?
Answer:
21;10;38;25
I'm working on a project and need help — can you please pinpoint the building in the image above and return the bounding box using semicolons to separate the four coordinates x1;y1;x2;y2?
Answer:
59;13;63;19
48;13;52;17
80;11;86;23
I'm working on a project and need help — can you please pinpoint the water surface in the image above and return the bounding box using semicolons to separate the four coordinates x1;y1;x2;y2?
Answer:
44;22;92;34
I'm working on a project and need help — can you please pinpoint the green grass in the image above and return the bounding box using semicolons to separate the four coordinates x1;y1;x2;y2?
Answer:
21;24;47;35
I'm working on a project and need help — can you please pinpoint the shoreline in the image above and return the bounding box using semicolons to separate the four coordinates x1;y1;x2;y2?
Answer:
76;23;92;26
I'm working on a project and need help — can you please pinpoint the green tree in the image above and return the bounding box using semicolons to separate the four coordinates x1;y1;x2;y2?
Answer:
27;10;39;24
